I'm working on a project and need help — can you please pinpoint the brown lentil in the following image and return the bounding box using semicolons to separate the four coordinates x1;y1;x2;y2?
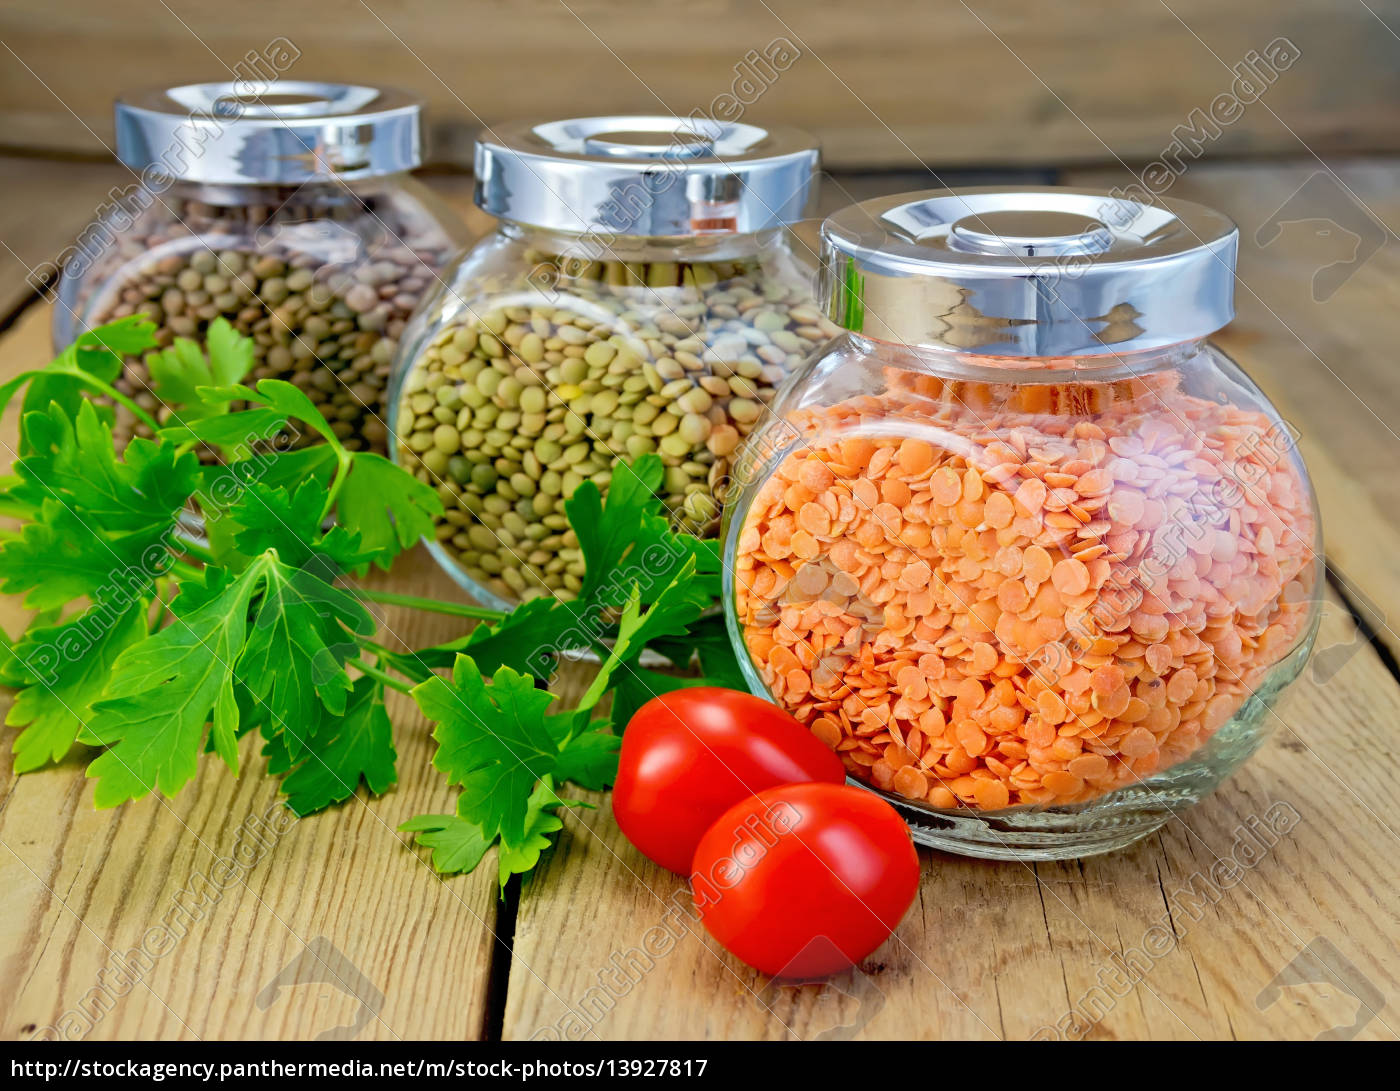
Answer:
77;185;456;454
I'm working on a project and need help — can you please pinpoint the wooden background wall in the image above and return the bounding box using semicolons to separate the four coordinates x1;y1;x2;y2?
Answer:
2;0;1399;168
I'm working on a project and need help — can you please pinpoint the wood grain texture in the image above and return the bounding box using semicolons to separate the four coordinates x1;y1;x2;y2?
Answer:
0;158;129;320
504;588;1400;1041
0;304;505;1040
1;1;1397;167
1068;160;1400;663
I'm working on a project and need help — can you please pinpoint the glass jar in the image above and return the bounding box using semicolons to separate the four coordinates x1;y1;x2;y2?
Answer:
722;188;1322;860
389;116;837;609
55;82;466;455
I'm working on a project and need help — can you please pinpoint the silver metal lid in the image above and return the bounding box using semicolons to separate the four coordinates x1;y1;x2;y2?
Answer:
820;187;1239;357
115;82;423;185
474;116;819;237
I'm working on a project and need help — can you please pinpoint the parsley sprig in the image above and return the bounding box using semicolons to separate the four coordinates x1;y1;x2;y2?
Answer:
0;320;738;887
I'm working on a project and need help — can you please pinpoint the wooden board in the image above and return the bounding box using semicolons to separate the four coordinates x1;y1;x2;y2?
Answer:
2;1;1399;168
0;158;129;322
1068;160;1400;664
502;587;1400;1041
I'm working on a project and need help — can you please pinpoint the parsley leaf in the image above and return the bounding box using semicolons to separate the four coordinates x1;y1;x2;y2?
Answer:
0;404;194;611
199;379;441;567
549;729;621;790
336;452;442;566
146;317;255;420
604;560;711;665
402;777;587;892
5;602;148;773
399;812;493;875
68;315;160;376
11;402;199;531
201;444;340;508
12;316;158;427
84;549;372;807
414;657;578;842
195;446;340;563
496;778;582;891
158;407;290;457
199;378;344;449
648;612;747;688
86;565;262;805
570;558;711;718
610;667;712;736
275;675;397;816
0;500;172;610
404;596;595;681
241;554;374;757
565;454;720;608
400;556;717;882
227;480;369;572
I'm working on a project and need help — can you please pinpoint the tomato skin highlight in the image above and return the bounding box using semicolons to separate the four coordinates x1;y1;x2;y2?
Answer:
690;783;920;977
612;687;846;875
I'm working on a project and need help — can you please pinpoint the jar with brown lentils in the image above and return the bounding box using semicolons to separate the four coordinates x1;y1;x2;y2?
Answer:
390;117;837;609
54;82;466;455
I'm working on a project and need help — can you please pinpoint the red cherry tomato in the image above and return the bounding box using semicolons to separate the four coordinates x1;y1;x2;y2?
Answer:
612;687;846;874
690;782;919;977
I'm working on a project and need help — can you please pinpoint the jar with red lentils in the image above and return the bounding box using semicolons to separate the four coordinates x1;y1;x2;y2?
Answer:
722;188;1321;859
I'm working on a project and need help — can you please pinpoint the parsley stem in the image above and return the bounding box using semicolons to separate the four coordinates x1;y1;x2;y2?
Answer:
354;589;506;622
67;370;162;433
350;657;413;695
151;578;174;632
170;559;205;582
177;538;215;565
319;449;353;522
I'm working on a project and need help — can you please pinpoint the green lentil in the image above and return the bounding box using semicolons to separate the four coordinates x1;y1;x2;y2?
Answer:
395;250;837;602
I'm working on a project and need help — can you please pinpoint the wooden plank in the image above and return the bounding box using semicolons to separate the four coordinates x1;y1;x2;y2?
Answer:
1;1;1398;168
503;588;1400;1040
1068;160;1400;663
0;303;505;1040
0;158;129;320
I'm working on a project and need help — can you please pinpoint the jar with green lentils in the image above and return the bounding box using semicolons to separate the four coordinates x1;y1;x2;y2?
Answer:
54;82;467;455
391;116;837;608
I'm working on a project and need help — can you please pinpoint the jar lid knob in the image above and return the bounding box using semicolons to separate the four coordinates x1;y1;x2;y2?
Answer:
948;210;1113;257
821;187;1239;357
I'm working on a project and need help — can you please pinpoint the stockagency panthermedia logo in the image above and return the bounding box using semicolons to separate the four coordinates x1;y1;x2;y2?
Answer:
1255;172;1390;302
751;936;887;1041
1308;576;1387;687
1256;936;1385;1040
256;936;384;1041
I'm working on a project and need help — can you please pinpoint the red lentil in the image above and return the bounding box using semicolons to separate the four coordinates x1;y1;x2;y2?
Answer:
734;372;1316;810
